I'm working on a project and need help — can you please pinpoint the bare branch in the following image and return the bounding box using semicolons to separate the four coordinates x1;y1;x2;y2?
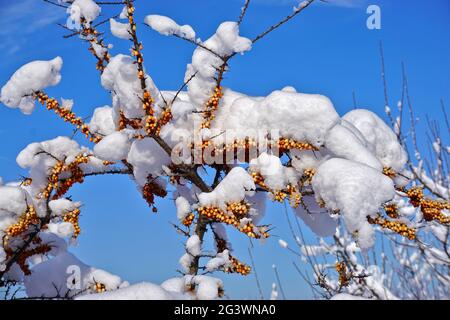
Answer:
237;0;251;26
251;0;315;44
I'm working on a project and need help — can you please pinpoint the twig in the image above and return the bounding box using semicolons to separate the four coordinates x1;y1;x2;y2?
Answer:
237;0;251;26
251;0;315;44
248;246;264;300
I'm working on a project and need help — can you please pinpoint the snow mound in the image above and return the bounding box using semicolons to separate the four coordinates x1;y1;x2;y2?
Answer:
145;15;196;40
1;57;62;115
312;158;395;248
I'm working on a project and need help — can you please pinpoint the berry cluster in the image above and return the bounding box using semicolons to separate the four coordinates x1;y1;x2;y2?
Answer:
182;213;195;227
45;155;89;201
83;24;111;72
335;261;351;287
197;206;268;239
142;178;168;212
384;203;399;219
40;160;64;199
36;92;101;143
252;172;301;208
5;206;39;238
406;187;450;224
367;215;416;240
302;168;316;185
226;256;251;276
277;138;318;153
63;209;81;238
118;110;143;130
93;282;107;293
201;86;223;129
251;172;268;190
382;166;396;178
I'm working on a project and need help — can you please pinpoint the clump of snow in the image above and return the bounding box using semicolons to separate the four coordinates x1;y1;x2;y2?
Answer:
312;158;395;248
185;22;251;107
119;5;128;19
343;109;407;172
126;137;171;186
17;136;81;169
69;0;101;26
101;54;161;119
24;252;124;298
0;186;28;232
94;131;131;162
145;15;196;40
77;282;179;300
110;18;132;40
324;123;382;170
60;98;74;111
278;239;288;248
215;90;340;147
186;275;223;300
179;253;194;273
331;293;370;300
186;235;202;256
175;196;191;221
49;199;81;216
89;106;116;136
270;283;278;300
198;167;255;209
1;57;62;115
47;222;76;238
205;250;232;272
249;153;297;190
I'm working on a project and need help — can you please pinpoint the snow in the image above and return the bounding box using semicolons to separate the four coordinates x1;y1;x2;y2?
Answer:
331;293;369;300
0;186;27;217
205;250;231;272
186;275;223;300
94;131;131;162
49;199;81;216
89;106;116;136
215;90;340;147
119;5;128;19
343;109;407;172
47;222;76;238
101;54;161;119
0;57;62;115
144;15;196;40
175;196;191;221
270;283;278;300
278;239;288;248
69;0;101;26
60;98;74;111
324;123;382;170
110;18;132;40
126;137;171;186
91;42;107;58
249;153;293;190
179;253;194;273
185;22;251;107
17;136;80;169
186;235;202;256
0;3;438;300
77;282;177;300
198;167;255;209
24;252;124;298
312;158;395;248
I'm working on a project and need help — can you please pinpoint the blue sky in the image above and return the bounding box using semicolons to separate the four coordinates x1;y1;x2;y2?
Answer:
0;0;449;299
